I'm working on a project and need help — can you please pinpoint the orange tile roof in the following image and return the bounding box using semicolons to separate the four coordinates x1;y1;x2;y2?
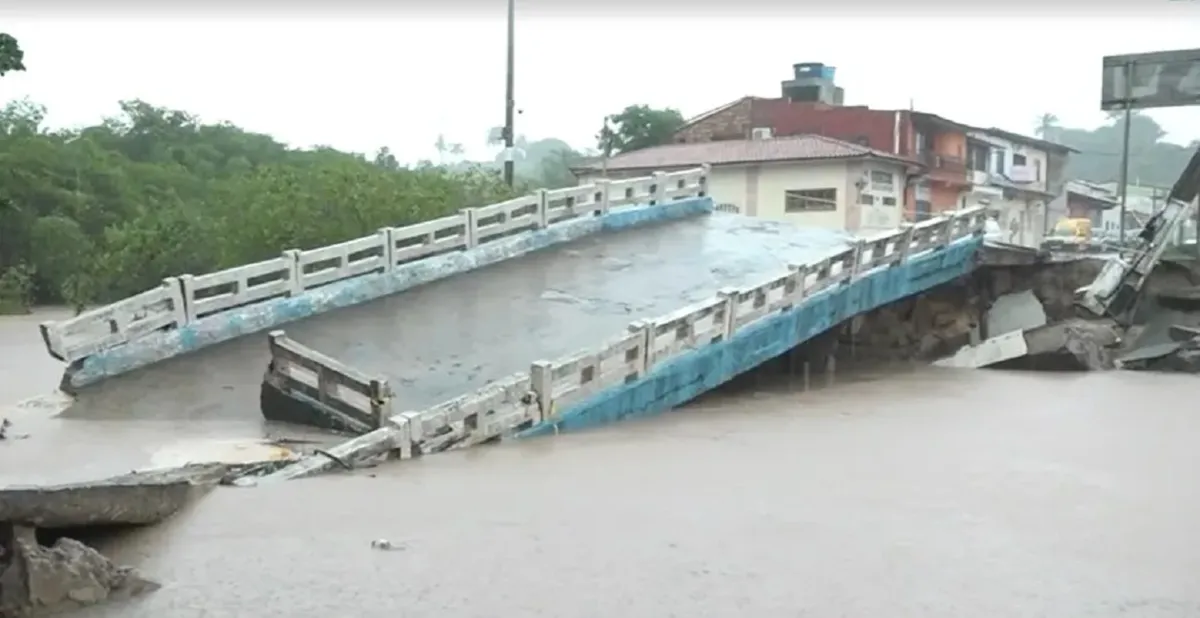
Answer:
585;134;915;172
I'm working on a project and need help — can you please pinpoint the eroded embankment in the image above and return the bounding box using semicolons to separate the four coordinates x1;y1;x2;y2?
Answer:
840;254;1200;373
838;258;1105;367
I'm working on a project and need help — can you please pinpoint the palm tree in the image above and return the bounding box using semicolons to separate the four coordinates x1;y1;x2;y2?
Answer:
1034;113;1059;139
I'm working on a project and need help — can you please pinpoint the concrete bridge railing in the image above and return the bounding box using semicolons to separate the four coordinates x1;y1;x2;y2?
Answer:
37;166;711;388
261;206;987;472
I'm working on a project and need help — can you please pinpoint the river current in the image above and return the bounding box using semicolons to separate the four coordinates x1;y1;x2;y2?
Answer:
3;309;1199;617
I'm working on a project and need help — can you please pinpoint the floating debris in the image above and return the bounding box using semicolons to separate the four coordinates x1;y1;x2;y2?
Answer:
370;539;404;551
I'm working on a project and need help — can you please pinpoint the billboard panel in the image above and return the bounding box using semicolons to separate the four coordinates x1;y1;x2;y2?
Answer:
1101;48;1200;111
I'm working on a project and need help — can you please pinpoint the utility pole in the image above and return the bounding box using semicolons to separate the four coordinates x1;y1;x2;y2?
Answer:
1039;115;1054;238
1116;61;1134;245
503;0;516;187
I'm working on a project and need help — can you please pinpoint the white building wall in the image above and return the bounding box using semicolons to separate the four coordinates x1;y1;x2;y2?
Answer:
965;131;1056;247
578;157;909;233
755;160;851;229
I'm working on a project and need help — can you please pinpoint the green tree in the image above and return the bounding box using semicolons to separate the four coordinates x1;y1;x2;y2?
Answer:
0;33;25;77
597;104;685;155
0;96;521;313
1034;113;1059;141
1040;111;1196;187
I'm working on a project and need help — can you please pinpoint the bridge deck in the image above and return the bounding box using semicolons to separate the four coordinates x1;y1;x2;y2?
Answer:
64;215;850;427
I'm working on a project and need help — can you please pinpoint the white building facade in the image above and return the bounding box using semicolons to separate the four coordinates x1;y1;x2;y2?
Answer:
962;129;1063;247
573;135;918;235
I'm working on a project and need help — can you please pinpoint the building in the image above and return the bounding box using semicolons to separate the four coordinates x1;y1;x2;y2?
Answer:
671;62;1074;234
962;127;1075;246
572;134;920;233
1046;180;1120;237
1093;182;1175;240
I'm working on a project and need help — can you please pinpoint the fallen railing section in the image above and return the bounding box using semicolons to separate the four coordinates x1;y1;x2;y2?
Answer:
248;207;986;482
38;166;711;364
262;331;393;435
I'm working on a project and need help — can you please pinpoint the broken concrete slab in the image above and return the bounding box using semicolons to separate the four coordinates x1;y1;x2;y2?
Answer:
985;289;1047;338
934;319;1120;371
0;463;228;529
0;523;160;617
933;330;1028;369
1015;319;1121;370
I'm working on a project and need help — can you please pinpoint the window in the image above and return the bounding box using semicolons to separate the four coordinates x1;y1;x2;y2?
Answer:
859;192;875;205
915;132;930;153
869;170;894;192
1013;153;1027;166
882;196;897;206
1034;159;1042;181
785;188;837;212
967;142;990;172
993;149;1007;175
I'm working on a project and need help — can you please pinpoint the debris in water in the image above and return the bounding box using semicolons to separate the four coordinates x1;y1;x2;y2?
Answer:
0;417;27;441
370;539;404;551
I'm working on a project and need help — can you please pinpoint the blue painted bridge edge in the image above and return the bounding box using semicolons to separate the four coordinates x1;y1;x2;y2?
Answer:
520;235;983;436
63;197;714;390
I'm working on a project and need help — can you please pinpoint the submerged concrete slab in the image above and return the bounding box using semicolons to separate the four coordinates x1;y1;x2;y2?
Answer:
59;215;852;429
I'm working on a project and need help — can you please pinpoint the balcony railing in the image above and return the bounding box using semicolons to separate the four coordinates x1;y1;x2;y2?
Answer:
916;151;967;173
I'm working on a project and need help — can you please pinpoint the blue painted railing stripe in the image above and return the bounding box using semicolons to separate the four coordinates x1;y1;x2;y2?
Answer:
519;236;981;436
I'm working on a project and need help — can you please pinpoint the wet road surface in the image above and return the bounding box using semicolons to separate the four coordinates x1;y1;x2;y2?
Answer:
65;215;849;422
63;367;1200;618
6;216;849;485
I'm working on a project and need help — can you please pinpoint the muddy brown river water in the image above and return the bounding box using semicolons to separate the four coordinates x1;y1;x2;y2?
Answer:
4;310;1200;617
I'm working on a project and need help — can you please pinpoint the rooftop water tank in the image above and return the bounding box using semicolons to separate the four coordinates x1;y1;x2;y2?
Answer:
792;63;836;82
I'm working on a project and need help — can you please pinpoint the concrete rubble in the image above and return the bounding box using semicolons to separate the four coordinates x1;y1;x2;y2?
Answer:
0;523;160;617
0;457;300;615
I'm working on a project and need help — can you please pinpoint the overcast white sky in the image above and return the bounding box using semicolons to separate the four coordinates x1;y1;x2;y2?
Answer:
2;3;1199;164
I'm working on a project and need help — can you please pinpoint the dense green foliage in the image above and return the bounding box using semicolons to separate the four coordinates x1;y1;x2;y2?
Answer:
1036;111;1198;188
597;104;686;155
0;98;524;313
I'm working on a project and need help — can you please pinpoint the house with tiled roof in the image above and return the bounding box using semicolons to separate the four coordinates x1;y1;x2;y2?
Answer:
571;133;923;234
662;61;1077;246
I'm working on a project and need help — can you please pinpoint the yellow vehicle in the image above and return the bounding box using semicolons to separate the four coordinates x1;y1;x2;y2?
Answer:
1050;218;1093;240
1042;217;1095;251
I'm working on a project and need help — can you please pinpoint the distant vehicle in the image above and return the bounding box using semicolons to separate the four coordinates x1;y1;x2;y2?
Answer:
1041;217;1100;252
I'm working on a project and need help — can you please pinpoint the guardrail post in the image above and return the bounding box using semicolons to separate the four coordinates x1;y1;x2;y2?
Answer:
848;239;866;279
38;321;65;361
281;249;302;295
369;378;393;429
529;360;554;421
968;209;987;236
593;179;611;216
896;225;916;264
626;320;652;374
393;411;423;459
715;289;738;341
650;171;667;206
788;265;810;301
377;227;395;274
178;274;199;323
461;208;479;249
163;277;187;327
535;189;549;228
699;163;712;197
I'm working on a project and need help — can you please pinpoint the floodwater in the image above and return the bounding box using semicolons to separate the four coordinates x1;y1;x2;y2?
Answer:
5;312;1200;617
